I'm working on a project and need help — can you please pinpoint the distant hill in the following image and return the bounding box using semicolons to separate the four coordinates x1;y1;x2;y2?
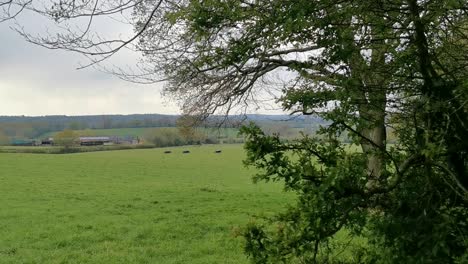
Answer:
0;114;326;140
0;114;179;129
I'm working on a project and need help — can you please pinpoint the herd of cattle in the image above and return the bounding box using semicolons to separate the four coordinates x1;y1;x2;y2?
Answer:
164;150;222;154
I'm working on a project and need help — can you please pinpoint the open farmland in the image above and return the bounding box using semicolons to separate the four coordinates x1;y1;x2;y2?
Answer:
0;145;294;263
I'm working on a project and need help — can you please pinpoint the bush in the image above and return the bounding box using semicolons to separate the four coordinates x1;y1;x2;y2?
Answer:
144;128;188;147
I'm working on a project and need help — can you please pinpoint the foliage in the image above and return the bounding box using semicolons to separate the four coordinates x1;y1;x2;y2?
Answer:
0;114;180;139
144;128;186;147
54;129;78;150
176;115;206;145
0;114;307;141
240;123;468;263
144;126;237;147
155;0;468;262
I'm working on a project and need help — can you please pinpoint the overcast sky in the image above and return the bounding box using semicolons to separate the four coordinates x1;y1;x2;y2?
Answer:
0;8;285;117
0;12;181;116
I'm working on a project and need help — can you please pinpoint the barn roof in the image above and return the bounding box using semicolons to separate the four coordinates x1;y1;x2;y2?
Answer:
79;137;111;141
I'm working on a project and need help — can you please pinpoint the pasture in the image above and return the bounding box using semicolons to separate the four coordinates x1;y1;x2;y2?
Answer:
0;145;293;263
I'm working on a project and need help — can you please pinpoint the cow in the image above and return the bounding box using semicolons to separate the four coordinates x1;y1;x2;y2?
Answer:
182;150;190;154
164;150;172;154
215;150;222;153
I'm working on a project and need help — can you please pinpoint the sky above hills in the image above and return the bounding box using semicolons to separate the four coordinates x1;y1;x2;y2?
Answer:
0;16;183;116
0;8;285;117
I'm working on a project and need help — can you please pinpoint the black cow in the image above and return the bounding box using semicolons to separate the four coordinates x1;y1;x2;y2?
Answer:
164;150;172;154
182;150;190;154
215;150;222;153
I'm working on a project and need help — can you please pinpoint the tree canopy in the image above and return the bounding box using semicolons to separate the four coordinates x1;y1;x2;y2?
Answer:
54;129;78;149
2;0;468;262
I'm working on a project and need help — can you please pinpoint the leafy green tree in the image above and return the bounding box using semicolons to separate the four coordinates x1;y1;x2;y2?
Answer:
8;0;468;262
176;115;206;145
54;129;78;150
144;128;186;147
137;2;468;261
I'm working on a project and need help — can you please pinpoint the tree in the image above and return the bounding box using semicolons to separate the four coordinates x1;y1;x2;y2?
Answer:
101;116;113;129
54;129;78;150
0;0;29;22
176;115;205;145
6;0;468;262
144;128;185;147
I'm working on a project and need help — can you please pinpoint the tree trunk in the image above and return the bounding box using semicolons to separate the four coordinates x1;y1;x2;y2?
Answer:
349;35;388;191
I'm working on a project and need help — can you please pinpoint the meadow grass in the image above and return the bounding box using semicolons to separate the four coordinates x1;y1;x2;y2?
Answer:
0;145;293;263
0;145;155;154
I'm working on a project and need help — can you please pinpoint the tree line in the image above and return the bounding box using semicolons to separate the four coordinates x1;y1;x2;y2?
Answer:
0;114;321;145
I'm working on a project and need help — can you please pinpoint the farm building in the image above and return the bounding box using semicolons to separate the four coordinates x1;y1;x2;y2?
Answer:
111;136;139;145
41;138;54;145
79;137;112;146
78;136;138;146
11;139;37;146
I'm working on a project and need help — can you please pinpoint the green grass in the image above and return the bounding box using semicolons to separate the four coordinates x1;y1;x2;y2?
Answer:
0;146;57;153
0;144;293;263
0;145;155;154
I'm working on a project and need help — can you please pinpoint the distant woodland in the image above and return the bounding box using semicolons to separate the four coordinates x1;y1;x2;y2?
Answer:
0;114;326;142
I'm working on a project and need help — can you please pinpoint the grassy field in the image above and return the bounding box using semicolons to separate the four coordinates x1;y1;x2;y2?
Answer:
0;144;293;263
0;145;155;154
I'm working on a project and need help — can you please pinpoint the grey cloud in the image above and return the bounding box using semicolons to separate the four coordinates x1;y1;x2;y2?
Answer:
0;11;282;116
0;14;180;116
